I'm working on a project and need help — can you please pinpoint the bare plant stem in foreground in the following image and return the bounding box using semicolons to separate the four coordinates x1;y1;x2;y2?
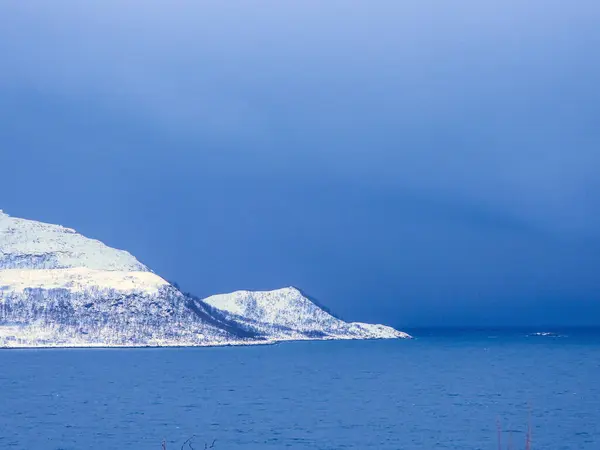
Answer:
497;415;532;450
160;436;216;450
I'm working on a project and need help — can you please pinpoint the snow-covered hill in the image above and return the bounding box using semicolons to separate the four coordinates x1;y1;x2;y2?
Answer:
0;211;242;347
0;267;246;347
0;210;147;271
201;287;410;341
0;210;409;347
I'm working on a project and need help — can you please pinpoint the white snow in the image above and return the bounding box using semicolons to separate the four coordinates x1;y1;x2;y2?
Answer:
0;211;148;271
0;269;242;348
0;210;411;348
203;287;411;340
0;268;168;295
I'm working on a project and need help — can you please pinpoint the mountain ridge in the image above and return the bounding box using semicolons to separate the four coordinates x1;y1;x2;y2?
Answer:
0;210;148;272
0;210;410;347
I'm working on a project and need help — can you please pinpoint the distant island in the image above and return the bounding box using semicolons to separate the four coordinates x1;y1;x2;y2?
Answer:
0;210;410;348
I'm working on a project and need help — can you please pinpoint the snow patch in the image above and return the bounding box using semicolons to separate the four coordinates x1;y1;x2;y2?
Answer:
0;268;168;295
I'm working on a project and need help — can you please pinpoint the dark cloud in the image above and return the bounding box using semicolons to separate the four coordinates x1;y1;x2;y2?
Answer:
1;1;599;326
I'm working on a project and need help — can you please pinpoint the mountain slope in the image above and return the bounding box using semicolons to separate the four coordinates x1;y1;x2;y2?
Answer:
0;210;147;271
202;287;410;341
0;267;245;347
0;211;245;347
0;210;409;347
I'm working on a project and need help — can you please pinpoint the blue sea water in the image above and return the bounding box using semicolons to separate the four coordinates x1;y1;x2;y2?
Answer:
0;329;599;450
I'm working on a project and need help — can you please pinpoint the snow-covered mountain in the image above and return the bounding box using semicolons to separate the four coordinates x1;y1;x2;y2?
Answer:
0;211;244;347
202;287;410;341
0;210;409;347
0;210;147;271
0;267;245;347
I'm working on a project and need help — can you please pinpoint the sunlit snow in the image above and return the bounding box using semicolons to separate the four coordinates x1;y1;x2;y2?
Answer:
0;210;410;348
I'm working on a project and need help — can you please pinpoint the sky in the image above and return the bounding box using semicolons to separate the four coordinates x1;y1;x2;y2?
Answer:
1;1;599;327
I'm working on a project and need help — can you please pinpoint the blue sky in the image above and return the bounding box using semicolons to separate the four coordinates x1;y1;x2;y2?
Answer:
1;1;599;327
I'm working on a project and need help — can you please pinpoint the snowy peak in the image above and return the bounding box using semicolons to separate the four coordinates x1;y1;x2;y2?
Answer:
1;210;410;347
204;286;309;318
202;287;410;340
0;211;250;347
0;211;148;271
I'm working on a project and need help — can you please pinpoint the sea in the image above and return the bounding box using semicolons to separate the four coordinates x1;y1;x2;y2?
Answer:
1;328;598;450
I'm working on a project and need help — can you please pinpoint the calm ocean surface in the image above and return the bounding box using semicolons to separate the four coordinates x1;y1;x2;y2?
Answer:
1;329;599;450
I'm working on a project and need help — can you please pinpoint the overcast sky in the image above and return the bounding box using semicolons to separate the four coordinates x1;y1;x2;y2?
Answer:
1;1;599;327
